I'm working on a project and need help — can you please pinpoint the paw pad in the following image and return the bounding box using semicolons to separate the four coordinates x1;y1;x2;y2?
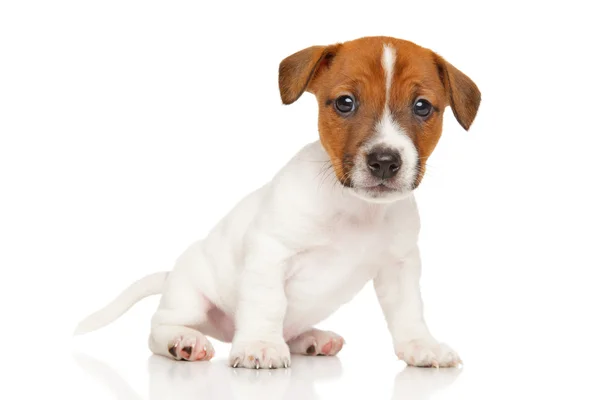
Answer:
167;335;213;361
288;329;344;356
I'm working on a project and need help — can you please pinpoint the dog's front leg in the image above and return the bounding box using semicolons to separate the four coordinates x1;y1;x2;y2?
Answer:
374;246;461;368
229;234;292;369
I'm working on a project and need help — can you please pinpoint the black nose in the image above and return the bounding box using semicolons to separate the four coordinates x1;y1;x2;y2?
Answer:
366;148;401;180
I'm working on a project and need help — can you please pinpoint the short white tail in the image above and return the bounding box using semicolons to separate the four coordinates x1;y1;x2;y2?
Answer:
74;271;169;335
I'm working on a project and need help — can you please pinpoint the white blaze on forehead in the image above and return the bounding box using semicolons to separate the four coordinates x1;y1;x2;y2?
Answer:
381;44;396;106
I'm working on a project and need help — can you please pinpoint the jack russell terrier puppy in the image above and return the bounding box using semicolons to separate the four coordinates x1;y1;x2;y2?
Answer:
75;36;481;369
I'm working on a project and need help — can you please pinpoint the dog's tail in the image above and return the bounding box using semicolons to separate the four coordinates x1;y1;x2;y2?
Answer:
73;271;169;335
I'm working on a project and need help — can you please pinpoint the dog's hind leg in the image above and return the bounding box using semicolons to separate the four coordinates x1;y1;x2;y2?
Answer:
287;328;345;356
149;324;215;361
148;272;215;361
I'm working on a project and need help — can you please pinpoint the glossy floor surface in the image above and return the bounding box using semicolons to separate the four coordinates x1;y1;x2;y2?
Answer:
31;331;600;399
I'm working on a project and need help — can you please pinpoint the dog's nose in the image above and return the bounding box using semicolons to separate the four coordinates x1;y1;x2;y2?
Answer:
367;148;401;180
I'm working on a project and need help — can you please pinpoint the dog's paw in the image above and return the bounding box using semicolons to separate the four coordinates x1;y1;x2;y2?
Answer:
396;338;461;368
229;339;291;369
167;333;214;361
288;329;344;356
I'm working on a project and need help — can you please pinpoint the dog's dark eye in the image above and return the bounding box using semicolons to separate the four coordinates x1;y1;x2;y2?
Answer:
413;99;433;118
334;95;355;115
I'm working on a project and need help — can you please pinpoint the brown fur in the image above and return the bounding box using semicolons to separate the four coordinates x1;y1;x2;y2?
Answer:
278;36;481;187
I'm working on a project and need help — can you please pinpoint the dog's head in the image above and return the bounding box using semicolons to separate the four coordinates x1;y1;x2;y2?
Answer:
279;36;481;203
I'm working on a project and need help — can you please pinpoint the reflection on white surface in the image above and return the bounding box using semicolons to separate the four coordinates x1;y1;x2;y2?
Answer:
73;352;144;399
73;352;460;400
391;365;461;400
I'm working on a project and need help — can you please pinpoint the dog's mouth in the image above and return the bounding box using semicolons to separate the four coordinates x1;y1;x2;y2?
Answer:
337;173;399;192
347;181;413;203
357;182;399;195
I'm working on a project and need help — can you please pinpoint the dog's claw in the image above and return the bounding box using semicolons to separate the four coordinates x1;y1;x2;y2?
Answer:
432;360;439;369
232;359;240;368
255;359;260;369
283;359;289;368
269;361;273;369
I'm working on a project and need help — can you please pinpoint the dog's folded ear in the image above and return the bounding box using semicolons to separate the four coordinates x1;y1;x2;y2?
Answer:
279;44;340;105
435;55;481;130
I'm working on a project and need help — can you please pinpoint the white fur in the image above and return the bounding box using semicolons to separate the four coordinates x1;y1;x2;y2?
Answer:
75;140;458;369
382;44;396;102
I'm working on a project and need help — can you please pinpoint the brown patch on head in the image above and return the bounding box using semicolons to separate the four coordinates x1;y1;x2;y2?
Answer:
278;36;481;189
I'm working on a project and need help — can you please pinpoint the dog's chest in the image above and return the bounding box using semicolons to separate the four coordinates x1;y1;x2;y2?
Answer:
283;211;395;323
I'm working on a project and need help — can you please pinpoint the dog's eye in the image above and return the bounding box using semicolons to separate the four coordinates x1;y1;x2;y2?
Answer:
334;95;355;115
413;99;433;118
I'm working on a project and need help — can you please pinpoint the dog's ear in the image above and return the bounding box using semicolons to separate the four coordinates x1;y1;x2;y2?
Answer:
435;54;481;130
279;44;340;105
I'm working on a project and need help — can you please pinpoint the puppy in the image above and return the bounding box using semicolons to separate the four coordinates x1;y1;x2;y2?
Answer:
75;36;481;369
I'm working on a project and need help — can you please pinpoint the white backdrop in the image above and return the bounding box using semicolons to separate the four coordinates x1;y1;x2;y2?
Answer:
1;1;599;399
